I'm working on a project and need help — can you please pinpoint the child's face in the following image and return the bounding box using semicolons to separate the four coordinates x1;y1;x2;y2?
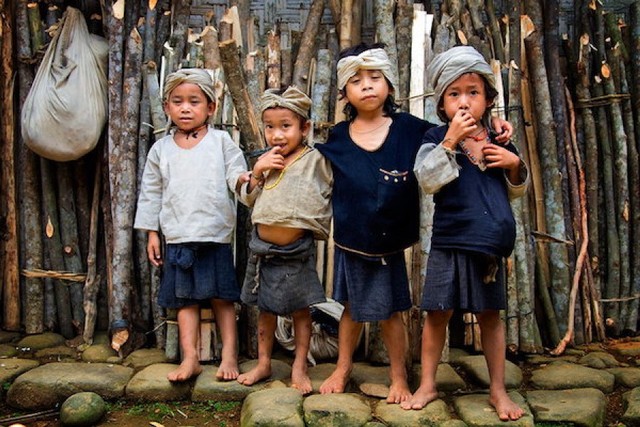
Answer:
343;69;391;114
441;72;491;124
164;82;214;130
262;107;310;156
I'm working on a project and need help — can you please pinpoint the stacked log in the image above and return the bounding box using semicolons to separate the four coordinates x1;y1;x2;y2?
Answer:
4;0;640;362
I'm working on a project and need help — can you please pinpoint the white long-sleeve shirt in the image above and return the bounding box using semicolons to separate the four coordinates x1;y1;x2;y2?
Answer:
134;127;247;244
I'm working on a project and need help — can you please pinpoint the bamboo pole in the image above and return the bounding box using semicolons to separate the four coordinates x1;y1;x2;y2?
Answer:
219;39;263;152
17;0;44;335
292;0;324;92
524;0;571;341
0;0;19;332
395;0;413;112
374;0;399;96
82;159;102;345
266;28;281;89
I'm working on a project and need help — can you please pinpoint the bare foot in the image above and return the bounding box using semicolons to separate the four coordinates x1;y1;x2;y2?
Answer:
319;366;351;394
291;371;313;395
216;357;239;381
400;385;439;410
490;391;525;421
387;378;412;404
237;362;271;386
167;358;203;382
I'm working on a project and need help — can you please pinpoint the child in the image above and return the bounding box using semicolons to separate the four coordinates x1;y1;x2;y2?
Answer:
401;46;529;421
236;86;332;394
315;43;514;404
134;68;247;382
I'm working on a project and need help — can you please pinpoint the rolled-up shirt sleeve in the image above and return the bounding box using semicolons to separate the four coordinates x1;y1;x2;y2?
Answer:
414;142;460;195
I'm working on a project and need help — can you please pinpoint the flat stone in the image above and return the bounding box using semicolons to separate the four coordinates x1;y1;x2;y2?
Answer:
359;382;389;398
524;354;579;365
125;363;191;402
303;393;371;426
193;366;258;401
457;355;522;389
607;367;640;388
16;332;65;351
6;362;132;410
622;386;640;426
530;361;615;393
579;351;621;368
0;330;20;344
0;343;18;358
240;387;304;427
453;392;534;427
0;358;39;384
81;343;118;363
351;362;389;387
35;345;78;361
448;347;471;364
308;363;340;393
609;341;640;358
123;348;168;369
410;363;466;392
527;388;606;427
375;398;454;426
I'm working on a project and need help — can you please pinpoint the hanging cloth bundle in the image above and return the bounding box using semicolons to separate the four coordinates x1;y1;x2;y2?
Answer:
22;6;108;161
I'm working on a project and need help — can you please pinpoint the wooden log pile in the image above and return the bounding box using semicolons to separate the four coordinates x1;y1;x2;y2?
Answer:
1;0;639;362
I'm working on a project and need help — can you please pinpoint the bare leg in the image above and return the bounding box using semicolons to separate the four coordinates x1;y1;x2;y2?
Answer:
237;311;276;386
401;310;452;410
476;310;524;421
319;304;363;394
290;308;313;394
211;299;239;380
167;305;203;382
379;312;411;403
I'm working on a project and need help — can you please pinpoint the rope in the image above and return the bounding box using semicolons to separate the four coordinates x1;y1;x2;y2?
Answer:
21;268;86;282
576;92;631;109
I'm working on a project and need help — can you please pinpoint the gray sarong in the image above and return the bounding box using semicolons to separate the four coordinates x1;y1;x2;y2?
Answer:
241;229;326;315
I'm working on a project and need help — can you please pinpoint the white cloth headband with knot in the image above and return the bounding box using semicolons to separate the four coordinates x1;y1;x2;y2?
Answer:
163;68;216;104
336;48;397;91
427;45;496;106
260;86;312;120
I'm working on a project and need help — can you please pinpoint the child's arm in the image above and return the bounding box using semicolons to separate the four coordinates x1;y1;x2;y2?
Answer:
146;230;163;267
415;110;478;194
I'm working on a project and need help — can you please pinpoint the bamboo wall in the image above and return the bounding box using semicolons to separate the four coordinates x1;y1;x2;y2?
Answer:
1;0;639;360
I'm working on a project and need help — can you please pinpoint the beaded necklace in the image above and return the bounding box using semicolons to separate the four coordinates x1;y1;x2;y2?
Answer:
458;129;489;170
264;146;309;190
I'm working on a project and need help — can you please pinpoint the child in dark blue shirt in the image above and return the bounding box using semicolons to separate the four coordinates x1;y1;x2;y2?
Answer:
403;46;529;421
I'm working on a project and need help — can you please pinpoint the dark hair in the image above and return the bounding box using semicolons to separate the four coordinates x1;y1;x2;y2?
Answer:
338;42;399;121
436;72;499;123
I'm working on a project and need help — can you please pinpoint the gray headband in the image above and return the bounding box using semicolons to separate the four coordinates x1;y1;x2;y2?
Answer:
163;68;216;103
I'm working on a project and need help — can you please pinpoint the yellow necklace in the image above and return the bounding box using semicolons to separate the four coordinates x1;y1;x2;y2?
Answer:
264;146;309;190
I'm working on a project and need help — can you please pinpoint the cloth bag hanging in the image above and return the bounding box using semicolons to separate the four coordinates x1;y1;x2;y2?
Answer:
22;6;108;161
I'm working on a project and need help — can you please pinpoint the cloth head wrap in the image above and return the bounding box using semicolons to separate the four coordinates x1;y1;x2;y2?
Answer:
336;48;397;91
163;68;216;103
427;46;496;107
260;86;312;120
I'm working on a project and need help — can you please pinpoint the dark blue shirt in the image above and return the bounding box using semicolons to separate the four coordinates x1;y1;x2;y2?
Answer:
425;125;518;257
316;112;434;256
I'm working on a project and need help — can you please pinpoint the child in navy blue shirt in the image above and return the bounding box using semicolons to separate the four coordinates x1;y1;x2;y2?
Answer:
403;46;529;420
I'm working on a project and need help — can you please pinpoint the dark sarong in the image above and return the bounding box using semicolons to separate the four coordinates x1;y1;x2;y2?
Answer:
241;229;326;315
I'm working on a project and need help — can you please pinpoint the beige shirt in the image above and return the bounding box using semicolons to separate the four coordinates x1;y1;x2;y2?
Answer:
239;147;333;240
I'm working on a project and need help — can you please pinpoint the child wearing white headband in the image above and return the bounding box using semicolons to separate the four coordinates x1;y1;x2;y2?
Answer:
316;42;514;404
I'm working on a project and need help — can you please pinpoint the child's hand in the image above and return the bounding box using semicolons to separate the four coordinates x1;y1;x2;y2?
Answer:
483;144;520;170
445;110;478;147
254;146;285;175
147;231;163;267
490;117;513;143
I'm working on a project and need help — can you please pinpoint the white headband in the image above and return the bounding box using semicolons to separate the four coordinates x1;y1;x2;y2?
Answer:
336;48;397;91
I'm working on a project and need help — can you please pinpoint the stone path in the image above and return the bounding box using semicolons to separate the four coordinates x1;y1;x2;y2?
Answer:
1;331;640;426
